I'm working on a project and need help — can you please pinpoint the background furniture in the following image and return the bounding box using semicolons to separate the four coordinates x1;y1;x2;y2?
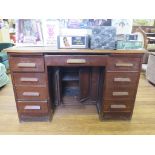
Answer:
0;63;9;87
6;47;144;122
146;52;155;85
0;43;14;71
0;43;13;87
133;26;155;64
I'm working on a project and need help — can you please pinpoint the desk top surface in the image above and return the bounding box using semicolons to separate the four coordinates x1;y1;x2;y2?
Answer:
5;46;146;54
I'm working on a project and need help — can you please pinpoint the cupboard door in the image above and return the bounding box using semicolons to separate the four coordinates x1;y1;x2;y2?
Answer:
55;68;62;105
48;68;62;106
90;67;100;102
79;68;90;101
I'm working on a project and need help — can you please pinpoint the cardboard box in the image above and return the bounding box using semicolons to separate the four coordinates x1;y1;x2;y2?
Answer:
90;26;116;49
58;35;89;49
117;40;143;49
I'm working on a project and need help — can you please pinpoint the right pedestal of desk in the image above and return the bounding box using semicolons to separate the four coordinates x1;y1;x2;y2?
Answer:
101;54;142;120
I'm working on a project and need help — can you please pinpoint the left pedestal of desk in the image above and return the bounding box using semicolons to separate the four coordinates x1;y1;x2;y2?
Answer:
8;53;52;122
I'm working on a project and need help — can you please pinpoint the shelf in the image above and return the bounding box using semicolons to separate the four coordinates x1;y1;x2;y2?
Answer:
62;74;79;81
62;71;79;81
63;87;80;96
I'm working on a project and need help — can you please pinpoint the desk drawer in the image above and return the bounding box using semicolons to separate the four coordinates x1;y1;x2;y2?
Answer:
107;57;141;71
13;73;47;86
103;100;134;112
15;86;48;100
17;101;49;115
45;55;107;66
9;56;44;72
104;86;136;100
105;72;139;87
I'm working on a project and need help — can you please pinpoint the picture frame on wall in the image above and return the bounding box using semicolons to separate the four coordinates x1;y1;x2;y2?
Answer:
16;19;44;46
88;19;111;27
42;19;59;47
112;19;133;34
66;19;112;29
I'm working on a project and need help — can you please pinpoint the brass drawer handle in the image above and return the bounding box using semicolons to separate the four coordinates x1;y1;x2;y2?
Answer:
20;77;39;82
24;105;41;110
110;104;126;109
67;59;86;64
17;63;36;68
114;78;131;82
22;92;40;96
115;63;133;67
112;92;129;96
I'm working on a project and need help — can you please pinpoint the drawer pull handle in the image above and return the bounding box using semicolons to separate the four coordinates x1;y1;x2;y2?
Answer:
22;92;40;96
67;59;86;64
17;63;36;68
112;92;129;96
115;63;133;67
110;104;126;109
24;105;41;110
20;78;39;82
114;78;131;82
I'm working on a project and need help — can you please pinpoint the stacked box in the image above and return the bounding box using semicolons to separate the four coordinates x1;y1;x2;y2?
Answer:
117;40;143;49
91;26;116;49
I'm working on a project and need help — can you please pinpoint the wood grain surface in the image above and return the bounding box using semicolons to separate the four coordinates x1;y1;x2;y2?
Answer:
5;46;146;54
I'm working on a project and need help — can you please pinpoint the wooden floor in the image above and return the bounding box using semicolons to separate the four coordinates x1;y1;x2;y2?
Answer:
0;73;155;135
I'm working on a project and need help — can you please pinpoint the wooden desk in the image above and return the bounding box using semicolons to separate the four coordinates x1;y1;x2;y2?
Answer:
6;47;145;122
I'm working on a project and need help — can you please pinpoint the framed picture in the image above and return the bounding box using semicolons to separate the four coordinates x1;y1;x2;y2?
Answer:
58;35;89;49
112;19;133;34
16;19;44;46
67;19;88;28
88;19;111;27
66;19;111;29
42;19;59;47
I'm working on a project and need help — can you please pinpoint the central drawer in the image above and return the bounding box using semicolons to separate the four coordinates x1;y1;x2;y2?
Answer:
9;56;45;72
15;86;48;100
45;55;107;66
